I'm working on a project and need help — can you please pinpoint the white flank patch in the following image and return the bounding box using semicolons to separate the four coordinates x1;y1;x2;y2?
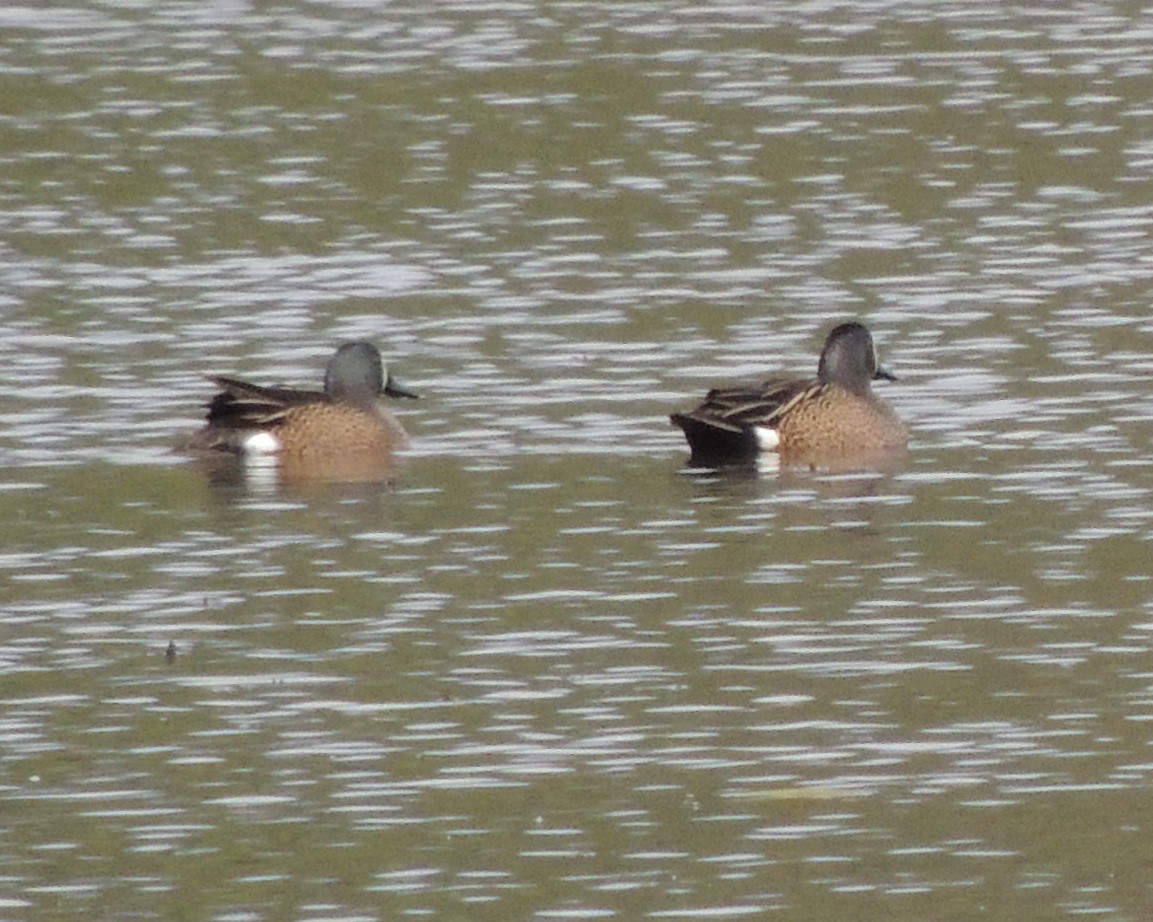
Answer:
242;431;282;456
753;425;781;452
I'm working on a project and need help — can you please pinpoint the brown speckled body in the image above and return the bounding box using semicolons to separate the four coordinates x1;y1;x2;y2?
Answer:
773;382;907;456
273;402;409;482
268;401;409;461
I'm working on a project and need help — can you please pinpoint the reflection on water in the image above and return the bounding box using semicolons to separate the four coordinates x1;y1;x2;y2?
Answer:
2;1;1153;919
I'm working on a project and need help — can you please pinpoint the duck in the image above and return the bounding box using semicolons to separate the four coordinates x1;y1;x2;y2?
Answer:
671;321;906;466
183;341;417;472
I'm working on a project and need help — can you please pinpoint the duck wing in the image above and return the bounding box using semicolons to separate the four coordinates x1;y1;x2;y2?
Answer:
670;377;818;463
203;376;326;430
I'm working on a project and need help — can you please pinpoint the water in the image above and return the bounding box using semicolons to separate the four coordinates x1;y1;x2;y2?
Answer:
2;1;1153;918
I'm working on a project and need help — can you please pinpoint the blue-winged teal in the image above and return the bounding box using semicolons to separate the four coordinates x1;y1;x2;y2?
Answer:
671;322;907;465
184;341;418;468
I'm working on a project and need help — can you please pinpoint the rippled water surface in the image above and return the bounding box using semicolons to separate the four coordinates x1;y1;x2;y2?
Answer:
3;1;1153;919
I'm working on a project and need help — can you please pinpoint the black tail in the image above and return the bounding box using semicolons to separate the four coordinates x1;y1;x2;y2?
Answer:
670;413;760;466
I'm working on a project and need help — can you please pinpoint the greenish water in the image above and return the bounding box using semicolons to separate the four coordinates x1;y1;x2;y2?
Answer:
3;1;1153;919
